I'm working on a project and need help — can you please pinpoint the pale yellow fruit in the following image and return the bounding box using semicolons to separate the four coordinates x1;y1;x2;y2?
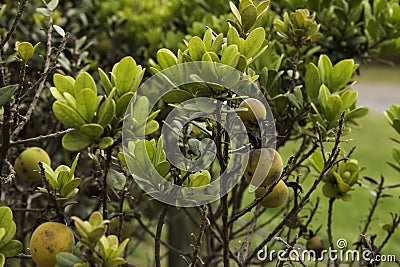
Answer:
14;147;51;181
255;180;289;208
30;222;75;267
238;98;267;122
244;148;283;187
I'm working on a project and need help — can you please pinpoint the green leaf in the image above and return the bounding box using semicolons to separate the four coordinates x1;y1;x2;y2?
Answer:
0;240;22;257
318;54;333;84
104;258;125;267
145;120;159;135
155;161;170;177
241;4;257;32
76;88;97;122
98;68;113;96
0;207;13;234
162;89;193;104
99;137;114;150
97;97;116;127
50;87;64;100
346;106;368;121
328;59;356;92
62;132;92;151
326;95;342;121
318;84;330;110
0;85;18;107
56;252;82;267
132;96;149;125
221;45;240;68
80;123;104;138
229;1;241;22
227;27;241;47
46;0;59;11
157;48;177;69
244;27;266;58
188;36;206;61
116;92;135;117
16;42;34;62
69;153;80;180
53;74;75;95
0;253;4;267
75;72;97;95
53;101;86;128
0;222;16;249
305;63;320;99
106;169;126;191
113;56;137;96
341;90;358;109
211;33;224;53
63;92;77;110
203;29;213;51
61;178;81;197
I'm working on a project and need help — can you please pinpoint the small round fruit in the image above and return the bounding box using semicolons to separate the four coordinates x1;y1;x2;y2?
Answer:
285;213;303;229
255;180;289;208
306;235;326;257
244;148;283;187
238;98;267;122
14;147;51;181
30;222;75;267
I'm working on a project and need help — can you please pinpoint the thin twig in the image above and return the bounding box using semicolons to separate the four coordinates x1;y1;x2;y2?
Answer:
155;206;169;267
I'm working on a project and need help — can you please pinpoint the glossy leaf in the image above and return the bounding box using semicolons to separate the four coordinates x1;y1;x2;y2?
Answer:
328;59;356;92
113;56;137;96
241;4;257;32
157;48;178;69
188;36;206;61
76;88;97;122
53;74;75;95
75;71;97;95
244;27;266;58
0;240;22;257
305;63;320;99
62;132;92;151
98;68;113;96
0;85;18;107
53;101;86;128
99;137;114;150
116;92;135;117
80;123;104;138
162;89;193;103
97;97;116;127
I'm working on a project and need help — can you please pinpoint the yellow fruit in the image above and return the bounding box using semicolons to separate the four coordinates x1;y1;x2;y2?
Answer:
238;98;267;122
306;235;326;256
244;148;283;187
14;147;51;181
30;222;75;267
255;180;289;208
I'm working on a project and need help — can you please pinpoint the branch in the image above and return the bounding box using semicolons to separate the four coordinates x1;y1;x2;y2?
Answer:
0;0;28;48
155;206;169;267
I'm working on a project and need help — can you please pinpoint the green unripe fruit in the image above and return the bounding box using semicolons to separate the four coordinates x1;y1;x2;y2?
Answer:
255;180;289;208
14;147;51;181
244;148;283;187
30;222;75;267
238;98;267;122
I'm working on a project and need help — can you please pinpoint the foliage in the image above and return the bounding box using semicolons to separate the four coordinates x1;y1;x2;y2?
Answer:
0;0;399;266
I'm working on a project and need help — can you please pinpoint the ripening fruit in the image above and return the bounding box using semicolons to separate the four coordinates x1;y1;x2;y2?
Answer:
14;147;51;181
306;235;326;257
255;180;289;208
30;222;75;267
244;148;283;187
238;98;267;122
